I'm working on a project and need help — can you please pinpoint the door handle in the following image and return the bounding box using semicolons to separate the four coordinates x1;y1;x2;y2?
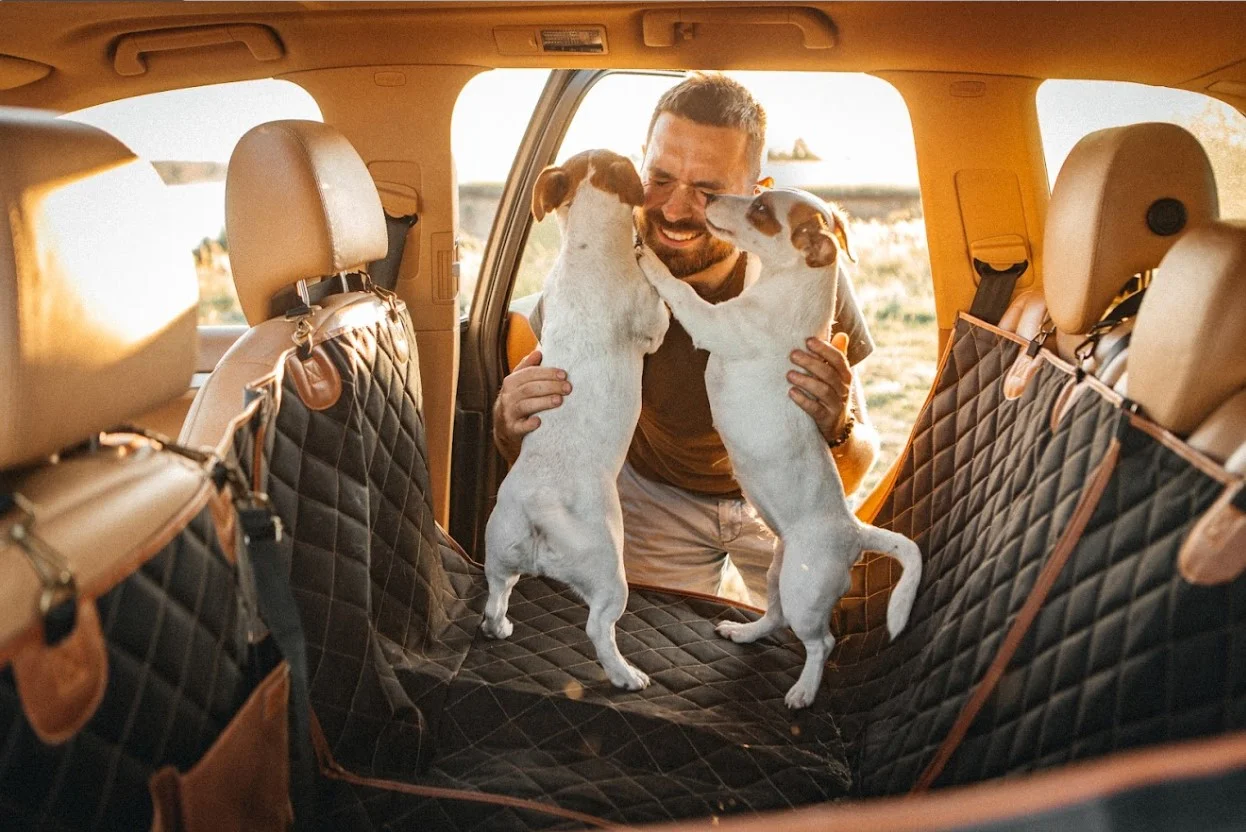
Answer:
114;24;284;77
642;7;837;49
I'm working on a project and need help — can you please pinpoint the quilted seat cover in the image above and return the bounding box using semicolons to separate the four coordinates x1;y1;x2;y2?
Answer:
249;301;853;829
0;496;278;830
825;317;1245;795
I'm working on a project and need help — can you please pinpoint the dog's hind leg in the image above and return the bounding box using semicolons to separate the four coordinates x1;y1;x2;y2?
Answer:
782;555;850;710
717;538;787;643
481;503;527;640
584;579;650;691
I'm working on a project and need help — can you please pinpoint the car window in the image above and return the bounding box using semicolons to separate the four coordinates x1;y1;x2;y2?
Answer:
452;69;552;316
63;79;324;326
510;70;933;503
1037;80;1246;218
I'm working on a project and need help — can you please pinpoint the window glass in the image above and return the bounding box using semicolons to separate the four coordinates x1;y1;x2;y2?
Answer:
513;71;933;502
1037;80;1246;218
452;69;552;316
64;79;323;325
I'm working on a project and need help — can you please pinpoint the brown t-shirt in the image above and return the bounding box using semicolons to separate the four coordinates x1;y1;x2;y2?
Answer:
530;253;874;497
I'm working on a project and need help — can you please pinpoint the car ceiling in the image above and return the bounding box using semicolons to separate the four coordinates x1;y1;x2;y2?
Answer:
1;2;1245;113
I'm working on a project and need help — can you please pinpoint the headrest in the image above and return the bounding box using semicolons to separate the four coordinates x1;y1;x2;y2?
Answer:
226;120;388;325
0;108;197;469
1129;221;1246;435
1044;123;1218;334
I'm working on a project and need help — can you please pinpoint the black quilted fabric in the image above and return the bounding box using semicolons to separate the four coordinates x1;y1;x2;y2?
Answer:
253;302;1243;824
825;318;1245;796
0;504;268;831
939;418;1245;786
253;301;854;828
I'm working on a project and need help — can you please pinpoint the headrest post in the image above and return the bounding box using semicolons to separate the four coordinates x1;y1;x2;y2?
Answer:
295;279;312;307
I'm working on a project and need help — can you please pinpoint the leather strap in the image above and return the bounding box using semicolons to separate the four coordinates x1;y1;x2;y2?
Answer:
913;421;1126;791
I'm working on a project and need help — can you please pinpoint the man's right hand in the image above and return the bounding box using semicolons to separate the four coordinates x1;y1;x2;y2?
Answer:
492;349;571;465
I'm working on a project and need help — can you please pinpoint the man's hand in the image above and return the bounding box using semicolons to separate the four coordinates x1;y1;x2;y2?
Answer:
493;349;571;465
787;332;853;444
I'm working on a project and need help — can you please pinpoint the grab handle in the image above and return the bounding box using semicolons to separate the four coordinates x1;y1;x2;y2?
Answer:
114;24;284;77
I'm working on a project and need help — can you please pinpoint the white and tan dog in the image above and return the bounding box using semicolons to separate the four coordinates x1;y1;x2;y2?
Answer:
636;188;921;708
482;150;669;690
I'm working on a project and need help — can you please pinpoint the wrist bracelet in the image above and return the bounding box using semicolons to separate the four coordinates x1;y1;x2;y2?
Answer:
828;412;855;449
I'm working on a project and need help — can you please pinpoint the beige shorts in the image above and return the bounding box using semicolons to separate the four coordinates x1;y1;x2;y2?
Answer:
618;460;776;608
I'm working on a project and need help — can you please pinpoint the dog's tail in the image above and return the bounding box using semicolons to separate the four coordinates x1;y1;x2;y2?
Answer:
860;525;923;640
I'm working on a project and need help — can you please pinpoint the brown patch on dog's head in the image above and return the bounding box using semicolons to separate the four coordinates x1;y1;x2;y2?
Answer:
588;150;645;208
788;200;855;268
745;192;783;236
532;150;645;221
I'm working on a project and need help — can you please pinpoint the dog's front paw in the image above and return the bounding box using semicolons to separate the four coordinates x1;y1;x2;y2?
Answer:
784;681;818;710
716;620;754;643
634;245;669;284
480;616;513;640
608;662;651;691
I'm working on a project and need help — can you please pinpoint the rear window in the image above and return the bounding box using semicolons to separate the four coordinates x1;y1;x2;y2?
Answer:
1037;80;1246;218
63;79;324;325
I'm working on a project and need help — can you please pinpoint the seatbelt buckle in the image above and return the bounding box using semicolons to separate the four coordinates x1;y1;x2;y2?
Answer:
239;506;284;545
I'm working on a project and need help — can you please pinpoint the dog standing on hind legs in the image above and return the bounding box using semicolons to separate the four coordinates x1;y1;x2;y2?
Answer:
636;188;921;708
482;150;669;691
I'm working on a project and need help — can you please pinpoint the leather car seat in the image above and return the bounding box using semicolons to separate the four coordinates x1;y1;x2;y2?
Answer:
180;119;390;448
0;108;295;830
1000;122;1219;388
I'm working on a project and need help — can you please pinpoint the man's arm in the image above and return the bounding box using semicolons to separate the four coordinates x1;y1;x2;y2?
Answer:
787;332;880;495
830;375;879;495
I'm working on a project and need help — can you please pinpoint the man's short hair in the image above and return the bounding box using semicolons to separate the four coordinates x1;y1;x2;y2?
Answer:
647;73;767;179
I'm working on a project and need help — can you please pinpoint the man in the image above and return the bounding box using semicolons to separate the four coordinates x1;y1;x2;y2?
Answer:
493;73;879;607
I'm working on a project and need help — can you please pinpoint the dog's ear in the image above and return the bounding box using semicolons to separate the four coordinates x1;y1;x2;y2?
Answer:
532;166;571;222
828;204;856;263
791;214;839;269
601;158;645;207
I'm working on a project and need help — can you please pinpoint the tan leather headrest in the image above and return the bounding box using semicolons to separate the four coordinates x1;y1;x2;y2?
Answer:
1129;221;1246;435
0;108;197;469
226;120;387;325
1045;123;1218;335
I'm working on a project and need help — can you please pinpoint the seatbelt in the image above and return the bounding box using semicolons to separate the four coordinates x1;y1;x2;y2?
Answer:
237;502;318;832
368;212;419;291
968;257;1029;325
115;427;320;831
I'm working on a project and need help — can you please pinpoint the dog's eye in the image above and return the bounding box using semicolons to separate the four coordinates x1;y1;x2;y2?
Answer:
750;201;770;216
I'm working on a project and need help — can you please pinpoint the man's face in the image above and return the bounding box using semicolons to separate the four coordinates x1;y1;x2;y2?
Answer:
639;113;756;278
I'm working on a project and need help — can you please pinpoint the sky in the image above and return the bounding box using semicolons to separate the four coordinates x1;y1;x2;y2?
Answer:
62;72;1244;250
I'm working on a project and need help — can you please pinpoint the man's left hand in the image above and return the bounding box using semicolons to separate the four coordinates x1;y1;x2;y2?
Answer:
787;332;853;444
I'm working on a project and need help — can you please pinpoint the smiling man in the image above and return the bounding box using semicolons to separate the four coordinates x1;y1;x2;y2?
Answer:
493;73;879;607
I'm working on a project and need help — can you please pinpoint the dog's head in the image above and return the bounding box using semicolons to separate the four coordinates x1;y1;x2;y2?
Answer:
531;149;645;223
702;189;855;271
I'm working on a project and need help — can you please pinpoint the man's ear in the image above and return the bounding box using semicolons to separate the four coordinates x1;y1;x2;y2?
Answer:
828;204;856;263
532;166;570;222
791;216;839;269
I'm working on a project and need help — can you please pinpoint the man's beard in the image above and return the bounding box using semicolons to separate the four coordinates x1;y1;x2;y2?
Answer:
637;207;736;278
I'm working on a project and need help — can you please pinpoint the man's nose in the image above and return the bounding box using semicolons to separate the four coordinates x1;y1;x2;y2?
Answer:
663;184;702;221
